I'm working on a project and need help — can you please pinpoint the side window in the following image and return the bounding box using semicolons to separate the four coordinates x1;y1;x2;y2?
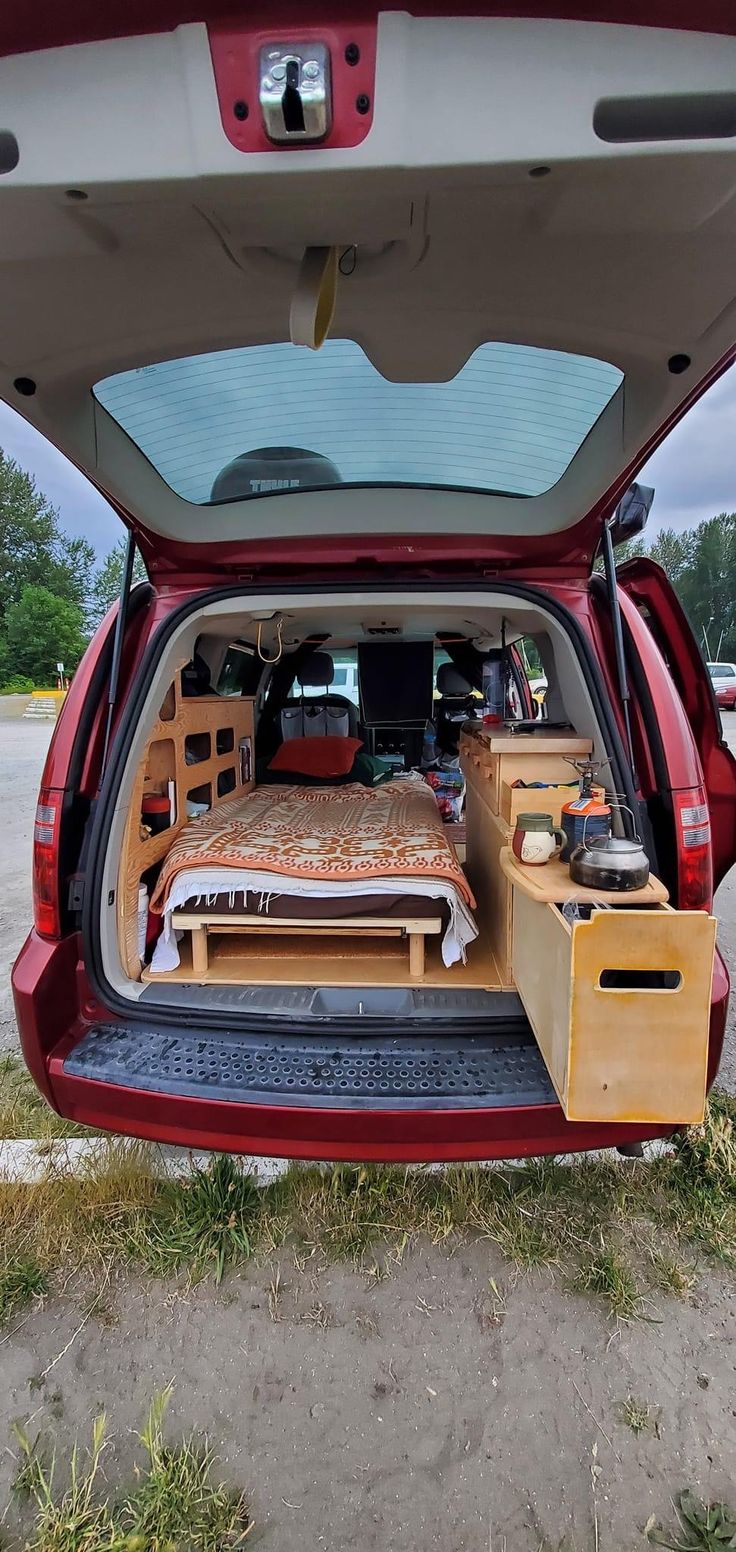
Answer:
216;643;263;697
432;649;452;698
516;635;547;716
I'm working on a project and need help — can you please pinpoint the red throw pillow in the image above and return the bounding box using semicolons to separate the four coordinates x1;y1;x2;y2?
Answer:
268;736;363;779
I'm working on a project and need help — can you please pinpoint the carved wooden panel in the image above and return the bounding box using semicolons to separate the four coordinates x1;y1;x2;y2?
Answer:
118;673;255;976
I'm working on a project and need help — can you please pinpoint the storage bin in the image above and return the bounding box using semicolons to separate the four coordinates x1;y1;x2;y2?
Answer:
460;728;592;814
511;889;716;1123
500;779;605;827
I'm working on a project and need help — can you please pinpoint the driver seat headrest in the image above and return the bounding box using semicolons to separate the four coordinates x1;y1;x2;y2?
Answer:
296;650;334;690
436;662;473;697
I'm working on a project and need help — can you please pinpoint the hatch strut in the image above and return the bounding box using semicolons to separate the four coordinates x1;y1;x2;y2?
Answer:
100;529;137;782
601;515;637;785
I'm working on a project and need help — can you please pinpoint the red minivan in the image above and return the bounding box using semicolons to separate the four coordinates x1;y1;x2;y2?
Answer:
6;1;736;1161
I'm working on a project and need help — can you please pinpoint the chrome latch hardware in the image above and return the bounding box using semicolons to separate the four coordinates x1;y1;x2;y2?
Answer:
259;43;331;143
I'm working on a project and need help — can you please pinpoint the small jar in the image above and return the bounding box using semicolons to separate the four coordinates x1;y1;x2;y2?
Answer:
142;793;171;835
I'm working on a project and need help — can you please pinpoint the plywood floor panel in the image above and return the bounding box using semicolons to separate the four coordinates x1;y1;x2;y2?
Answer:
141;920;503;991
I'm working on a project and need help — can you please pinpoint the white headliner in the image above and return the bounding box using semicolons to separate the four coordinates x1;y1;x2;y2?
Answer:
1;15;735;548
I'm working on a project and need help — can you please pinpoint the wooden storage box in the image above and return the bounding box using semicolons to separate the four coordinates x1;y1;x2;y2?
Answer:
463;770;514;985
499;779;605;827
462;731;593;986
460;728;592;814
511;888;716;1124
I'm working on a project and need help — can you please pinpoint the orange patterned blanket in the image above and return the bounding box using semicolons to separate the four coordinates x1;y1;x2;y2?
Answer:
150;779;475;914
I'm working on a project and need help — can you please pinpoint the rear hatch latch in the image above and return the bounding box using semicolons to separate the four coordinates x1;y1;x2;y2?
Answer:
259;44;331;142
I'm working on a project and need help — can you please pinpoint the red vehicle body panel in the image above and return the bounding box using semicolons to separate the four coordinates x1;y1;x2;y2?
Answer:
11;924;729;1159
616;561;736;890
11;573;732;1160
2;4;736;581
3;0;736;60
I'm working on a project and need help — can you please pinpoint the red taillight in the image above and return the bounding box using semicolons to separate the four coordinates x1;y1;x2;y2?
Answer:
674;786;713;911
32;786;64;938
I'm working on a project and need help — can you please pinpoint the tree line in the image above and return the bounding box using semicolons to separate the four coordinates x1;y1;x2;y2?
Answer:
616;512;736;662
1;442;735;690
0;449;144;692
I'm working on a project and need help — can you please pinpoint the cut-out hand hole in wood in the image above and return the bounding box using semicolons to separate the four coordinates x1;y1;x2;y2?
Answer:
598;968;682;990
217;767;237;798
159;683;176;721
185;732;211;764
187;782;212;808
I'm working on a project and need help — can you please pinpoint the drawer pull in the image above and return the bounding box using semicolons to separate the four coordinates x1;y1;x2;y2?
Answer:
598;968;682;991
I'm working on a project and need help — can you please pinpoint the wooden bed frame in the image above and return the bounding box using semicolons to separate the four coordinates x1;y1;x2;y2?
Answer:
170;909;443;979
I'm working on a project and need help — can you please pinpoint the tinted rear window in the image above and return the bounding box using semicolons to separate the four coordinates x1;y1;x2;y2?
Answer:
94;339;623;505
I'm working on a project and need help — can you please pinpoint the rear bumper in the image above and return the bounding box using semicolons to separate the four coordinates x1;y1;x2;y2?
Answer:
12;929;731;1163
45;1059;675;1161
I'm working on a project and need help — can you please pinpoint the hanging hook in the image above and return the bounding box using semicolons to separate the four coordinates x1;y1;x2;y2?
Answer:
256;616;283;663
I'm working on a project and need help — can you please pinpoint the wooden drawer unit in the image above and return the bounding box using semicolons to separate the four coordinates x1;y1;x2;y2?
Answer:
460;728;592;814
464;776;513;985
462;732;593;986
510;889;716;1124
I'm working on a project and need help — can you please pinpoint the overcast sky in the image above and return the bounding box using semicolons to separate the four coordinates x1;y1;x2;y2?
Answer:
0;361;734;557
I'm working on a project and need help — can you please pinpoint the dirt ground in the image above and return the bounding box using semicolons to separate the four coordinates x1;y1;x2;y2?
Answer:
1;699;735;1550
1;1245;735;1551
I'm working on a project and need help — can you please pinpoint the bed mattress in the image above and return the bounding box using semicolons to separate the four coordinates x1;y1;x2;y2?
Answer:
187;890;447;922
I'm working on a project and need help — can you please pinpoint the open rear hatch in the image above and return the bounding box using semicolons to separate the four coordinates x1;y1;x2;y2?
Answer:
4;6;735;1145
1;8;736;579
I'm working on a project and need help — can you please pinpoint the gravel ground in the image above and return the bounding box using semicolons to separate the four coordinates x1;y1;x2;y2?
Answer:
1;699;735;1091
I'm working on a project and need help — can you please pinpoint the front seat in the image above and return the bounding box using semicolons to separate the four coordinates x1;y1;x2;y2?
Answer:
435;662;477;755
280;650;360;741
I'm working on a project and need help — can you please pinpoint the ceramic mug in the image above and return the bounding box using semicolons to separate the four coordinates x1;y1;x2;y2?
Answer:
512;811;565;866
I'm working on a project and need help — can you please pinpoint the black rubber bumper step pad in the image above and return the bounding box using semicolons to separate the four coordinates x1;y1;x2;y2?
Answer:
64;1023;556;1110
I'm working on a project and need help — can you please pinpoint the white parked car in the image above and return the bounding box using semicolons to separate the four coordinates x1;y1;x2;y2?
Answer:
708;663;736;692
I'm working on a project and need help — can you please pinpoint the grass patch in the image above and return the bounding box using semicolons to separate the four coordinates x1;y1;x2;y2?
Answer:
8;1387;251;1552
647;1247;697;1299
124;1154;262;1285
0;1257;48;1324
575;1237;643;1320
0;1055;85;1141
0;1094;734;1319
646;1489;736;1549
621;1395;651;1436
664;1092;736;1266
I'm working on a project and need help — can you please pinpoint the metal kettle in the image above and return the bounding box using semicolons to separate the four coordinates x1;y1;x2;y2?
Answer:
569;831;650;892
